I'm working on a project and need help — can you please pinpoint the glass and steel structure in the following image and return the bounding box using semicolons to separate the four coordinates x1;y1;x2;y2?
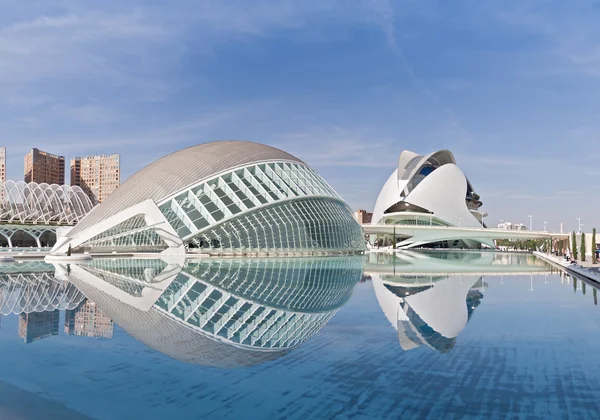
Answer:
0;262;85;315
65;256;364;367
0;181;94;248
158;161;363;254
0;180;93;224
60;141;364;255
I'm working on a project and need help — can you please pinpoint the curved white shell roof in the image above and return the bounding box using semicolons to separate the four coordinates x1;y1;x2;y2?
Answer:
70;140;303;236
371;148;480;229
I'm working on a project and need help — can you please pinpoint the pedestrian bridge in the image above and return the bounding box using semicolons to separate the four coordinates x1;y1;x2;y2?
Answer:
362;223;569;249
0;181;93;248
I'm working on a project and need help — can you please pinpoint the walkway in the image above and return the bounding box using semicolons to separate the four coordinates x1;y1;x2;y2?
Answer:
533;251;600;284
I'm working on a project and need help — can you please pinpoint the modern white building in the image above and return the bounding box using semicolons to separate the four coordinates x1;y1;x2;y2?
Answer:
370;149;491;249
497;222;527;231
51;141;364;256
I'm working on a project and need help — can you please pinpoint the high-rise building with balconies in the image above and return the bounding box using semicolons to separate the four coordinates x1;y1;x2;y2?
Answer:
24;148;65;184
70;154;120;204
64;299;114;338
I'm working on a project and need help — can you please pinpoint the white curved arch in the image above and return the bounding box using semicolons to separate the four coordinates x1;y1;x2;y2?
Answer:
0;181;94;225
372;169;402;225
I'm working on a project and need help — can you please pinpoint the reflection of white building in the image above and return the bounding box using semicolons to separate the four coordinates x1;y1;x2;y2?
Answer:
372;273;484;352
61;256;363;367
371;149;491;249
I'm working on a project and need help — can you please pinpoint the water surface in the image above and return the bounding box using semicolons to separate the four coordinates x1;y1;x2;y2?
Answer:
1;252;599;419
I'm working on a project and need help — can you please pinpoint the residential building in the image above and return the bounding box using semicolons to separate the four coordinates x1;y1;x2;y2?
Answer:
0;147;6;202
70;154;120;204
19;310;60;344
497;222;527;231
355;209;373;224
24;148;65;184
65;299;114;338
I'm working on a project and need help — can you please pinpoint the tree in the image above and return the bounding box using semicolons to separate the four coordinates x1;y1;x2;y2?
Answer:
593;228;597;264
581;232;586;262
572;231;578;260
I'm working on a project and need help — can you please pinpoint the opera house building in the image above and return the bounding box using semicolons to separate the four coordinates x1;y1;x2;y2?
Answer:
51;141;364;256
371;149;490;249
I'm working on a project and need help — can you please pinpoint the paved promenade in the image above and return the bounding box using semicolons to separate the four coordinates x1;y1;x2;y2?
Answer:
533;251;600;284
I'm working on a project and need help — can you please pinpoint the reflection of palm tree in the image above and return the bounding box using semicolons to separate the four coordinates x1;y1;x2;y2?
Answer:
594;288;598;306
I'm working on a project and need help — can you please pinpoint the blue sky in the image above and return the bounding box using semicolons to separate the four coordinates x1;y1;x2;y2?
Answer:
1;0;599;232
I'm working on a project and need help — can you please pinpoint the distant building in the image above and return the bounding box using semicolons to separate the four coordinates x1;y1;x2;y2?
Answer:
355;209;373;224
19;311;60;344
70;154;120;204
497;222;527;231
24;148;65;184
0;147;6;184
0;147;5;202
64;299;114;338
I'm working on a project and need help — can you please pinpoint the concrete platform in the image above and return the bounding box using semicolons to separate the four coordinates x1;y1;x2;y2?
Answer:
533;251;600;284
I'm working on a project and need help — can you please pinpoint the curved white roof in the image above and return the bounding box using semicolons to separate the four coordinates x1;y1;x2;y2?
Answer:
69;140;304;236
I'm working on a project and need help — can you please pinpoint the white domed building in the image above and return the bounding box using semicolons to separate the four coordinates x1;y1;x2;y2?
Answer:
51;141;364;255
371;149;490;249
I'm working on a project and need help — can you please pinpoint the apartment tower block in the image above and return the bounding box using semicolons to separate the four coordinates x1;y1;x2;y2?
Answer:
70;154;120;204
24;148;65;185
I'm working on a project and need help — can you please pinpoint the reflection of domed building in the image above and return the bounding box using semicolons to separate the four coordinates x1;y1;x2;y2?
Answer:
61;256;363;367
372;273;484;352
52;141;364;256
371;149;491;249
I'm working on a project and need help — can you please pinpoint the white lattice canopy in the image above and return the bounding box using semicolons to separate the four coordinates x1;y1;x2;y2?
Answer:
0;181;94;225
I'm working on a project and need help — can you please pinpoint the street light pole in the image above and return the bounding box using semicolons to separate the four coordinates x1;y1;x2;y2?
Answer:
458;217;463;227
543;221;548;232
576;218;582;234
528;215;533;231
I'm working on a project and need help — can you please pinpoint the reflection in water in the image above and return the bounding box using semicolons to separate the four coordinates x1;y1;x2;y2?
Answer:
19;311;60;344
373;273;485;352
365;250;551;275
369;251;552;353
0;261;113;342
0;261;84;315
61;256;364;368
65;299;114;338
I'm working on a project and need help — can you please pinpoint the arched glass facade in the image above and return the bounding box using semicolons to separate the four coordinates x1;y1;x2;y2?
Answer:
157;161;363;254
72;159;364;255
74;256;363;351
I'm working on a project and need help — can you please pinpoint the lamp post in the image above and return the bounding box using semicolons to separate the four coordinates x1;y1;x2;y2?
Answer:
543;221;548;232
576;218;583;234
529;274;534;292
528;215;533;231
457;217;463;227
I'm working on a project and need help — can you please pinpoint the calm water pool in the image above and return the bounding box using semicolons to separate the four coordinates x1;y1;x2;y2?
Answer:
1;252;600;419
